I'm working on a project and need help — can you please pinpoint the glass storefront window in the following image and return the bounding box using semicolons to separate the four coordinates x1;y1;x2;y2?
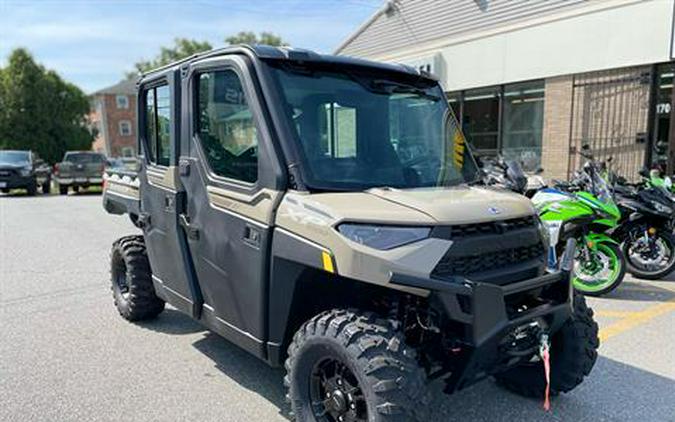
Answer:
502;81;545;171
462;87;500;155
447;91;461;120
652;63;674;170
446;80;545;172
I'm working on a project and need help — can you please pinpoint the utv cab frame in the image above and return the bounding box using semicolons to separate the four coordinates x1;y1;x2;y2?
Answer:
104;45;598;422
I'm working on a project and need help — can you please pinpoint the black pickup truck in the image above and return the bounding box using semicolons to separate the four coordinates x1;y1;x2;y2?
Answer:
0;150;51;195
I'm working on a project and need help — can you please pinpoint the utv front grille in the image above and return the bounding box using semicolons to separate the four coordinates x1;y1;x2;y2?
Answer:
432;243;545;280
431;216;546;285
447;216;537;238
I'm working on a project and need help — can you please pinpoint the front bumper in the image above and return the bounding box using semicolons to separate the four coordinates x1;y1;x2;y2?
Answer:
54;176;103;186
0;174;34;189
391;268;572;392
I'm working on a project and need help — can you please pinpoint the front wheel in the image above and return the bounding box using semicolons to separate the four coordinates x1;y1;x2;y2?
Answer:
285;309;430;422
623;230;675;280
495;294;599;397
573;241;626;296
58;184;68;195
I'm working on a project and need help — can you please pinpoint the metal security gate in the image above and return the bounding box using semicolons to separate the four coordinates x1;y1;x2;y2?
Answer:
568;67;653;180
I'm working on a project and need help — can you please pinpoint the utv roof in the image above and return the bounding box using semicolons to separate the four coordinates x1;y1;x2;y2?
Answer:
140;44;436;82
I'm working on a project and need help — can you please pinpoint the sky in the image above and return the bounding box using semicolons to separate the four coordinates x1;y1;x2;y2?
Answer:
0;0;381;93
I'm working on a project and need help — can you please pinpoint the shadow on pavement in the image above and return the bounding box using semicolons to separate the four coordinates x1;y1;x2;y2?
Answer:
130;304;675;421
189;332;675;422
0;192;55;199
137;308;206;335
192;332;291;419
601;280;674;302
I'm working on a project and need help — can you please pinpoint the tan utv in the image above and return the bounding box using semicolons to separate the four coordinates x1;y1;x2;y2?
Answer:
102;45;599;421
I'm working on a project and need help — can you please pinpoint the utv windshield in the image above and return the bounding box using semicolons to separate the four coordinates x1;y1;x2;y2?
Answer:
0;151;30;165
270;64;479;190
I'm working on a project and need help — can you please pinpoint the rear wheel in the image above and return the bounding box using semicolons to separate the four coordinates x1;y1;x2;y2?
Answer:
58;184;68;195
26;182;37;196
285;309;430;422
110;235;164;321
623;230;675;280
41;180;51;194
495;294;599;397
573;242;625;296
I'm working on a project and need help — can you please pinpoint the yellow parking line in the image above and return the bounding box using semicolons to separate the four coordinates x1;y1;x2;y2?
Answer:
599;300;675;342
595;310;638;318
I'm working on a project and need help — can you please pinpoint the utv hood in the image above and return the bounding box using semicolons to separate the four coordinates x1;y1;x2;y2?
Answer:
366;186;535;224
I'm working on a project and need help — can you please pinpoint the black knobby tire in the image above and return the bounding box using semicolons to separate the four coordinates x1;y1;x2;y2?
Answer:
42;181;51;194
26;182;37;196
623;230;675;280
110;235;164;321
59;185;68;195
285;309;430;422
495;294;599;398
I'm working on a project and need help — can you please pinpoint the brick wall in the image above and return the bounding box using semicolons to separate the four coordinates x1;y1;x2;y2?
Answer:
541;75;574;181
103;93;137;157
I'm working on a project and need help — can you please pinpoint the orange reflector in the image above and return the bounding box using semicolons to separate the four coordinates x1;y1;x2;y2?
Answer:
648;227;657;235
321;251;335;273
587;241;594;248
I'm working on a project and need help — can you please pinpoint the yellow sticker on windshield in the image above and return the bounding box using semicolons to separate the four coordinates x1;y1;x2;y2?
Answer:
453;131;465;167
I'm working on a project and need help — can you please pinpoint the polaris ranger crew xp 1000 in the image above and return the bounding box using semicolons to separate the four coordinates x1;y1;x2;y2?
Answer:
103;46;598;422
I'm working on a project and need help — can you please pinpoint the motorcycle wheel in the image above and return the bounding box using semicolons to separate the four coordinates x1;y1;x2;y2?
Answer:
623;230;675;280
573;242;626;296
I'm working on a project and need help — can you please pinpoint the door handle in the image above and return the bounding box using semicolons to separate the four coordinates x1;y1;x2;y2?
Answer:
179;213;200;240
243;225;261;248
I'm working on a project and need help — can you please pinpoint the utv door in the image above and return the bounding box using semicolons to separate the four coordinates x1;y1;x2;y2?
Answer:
179;56;282;357
138;74;201;316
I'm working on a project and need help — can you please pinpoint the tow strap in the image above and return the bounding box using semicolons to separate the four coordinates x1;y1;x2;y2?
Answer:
539;334;552;411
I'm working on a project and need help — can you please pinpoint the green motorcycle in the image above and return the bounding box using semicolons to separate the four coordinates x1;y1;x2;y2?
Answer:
531;163;626;296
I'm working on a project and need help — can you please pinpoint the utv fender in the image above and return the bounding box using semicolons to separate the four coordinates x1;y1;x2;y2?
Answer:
266;228;394;367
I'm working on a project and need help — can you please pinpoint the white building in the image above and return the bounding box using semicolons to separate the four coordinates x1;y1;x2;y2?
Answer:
337;0;675;178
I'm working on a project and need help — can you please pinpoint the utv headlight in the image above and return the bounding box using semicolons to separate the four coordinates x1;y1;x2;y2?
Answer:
19;166;32;177
337;224;431;250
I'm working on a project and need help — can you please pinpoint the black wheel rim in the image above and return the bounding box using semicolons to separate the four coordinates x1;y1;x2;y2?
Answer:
628;234;675;274
113;260;130;299
309;357;367;422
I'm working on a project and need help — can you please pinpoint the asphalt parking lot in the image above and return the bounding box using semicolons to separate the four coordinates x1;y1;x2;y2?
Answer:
1;193;674;422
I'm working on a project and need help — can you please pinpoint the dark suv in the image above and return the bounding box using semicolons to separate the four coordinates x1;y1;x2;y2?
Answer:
0;150;51;195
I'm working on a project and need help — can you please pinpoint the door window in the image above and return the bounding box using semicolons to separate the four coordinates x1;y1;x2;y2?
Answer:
196;70;258;183
142;84;171;166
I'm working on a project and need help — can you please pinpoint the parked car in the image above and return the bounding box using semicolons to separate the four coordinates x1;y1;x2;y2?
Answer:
0;150;51;195
102;46;599;421
54;151;106;195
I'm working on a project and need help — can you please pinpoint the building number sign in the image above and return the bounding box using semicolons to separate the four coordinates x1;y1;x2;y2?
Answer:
657;103;671;115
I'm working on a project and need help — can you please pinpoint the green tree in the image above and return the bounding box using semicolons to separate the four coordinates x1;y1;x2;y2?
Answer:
130;38;213;76
0;48;93;164
225;31;287;46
